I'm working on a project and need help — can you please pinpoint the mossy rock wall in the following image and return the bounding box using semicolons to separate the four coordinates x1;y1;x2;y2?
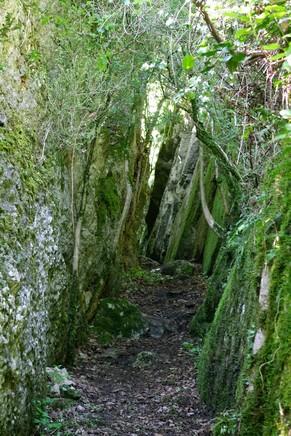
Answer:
79;136;141;321
197;147;291;434
0;129;71;434
0;1;148;433
145;128;179;235
197;232;260;410
147;129;199;261
0;2;72;433
165;155;230;269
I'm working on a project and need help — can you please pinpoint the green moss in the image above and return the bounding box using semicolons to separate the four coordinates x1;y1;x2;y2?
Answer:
197;235;259;410
0;126;56;198
122;267;165;287
197;145;291;434
190;244;233;336
93;298;145;344
96;174;122;226
0;122;72;434
239;172;291;435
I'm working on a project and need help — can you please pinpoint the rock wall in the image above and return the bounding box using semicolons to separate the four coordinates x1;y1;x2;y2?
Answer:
145;125;180;236
195;148;291;435
0;2;72;432
147;124;231;273
147;127;199;261
0;1;149;433
0;129;70;434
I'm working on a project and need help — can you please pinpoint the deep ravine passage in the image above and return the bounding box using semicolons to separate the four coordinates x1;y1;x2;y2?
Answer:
45;268;212;435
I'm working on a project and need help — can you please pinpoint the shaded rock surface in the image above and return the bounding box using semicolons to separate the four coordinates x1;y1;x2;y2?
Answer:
160;260;196;278
42;272;213;435
147;129;200;262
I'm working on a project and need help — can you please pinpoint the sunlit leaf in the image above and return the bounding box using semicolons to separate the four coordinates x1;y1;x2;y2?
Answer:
182;54;195;71
265;5;286;13
234;28;252;42
96;53;108;72
271;52;286;61
262;43;280;50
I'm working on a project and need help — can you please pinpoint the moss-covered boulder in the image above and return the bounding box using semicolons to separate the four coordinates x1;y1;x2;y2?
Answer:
93;298;145;344
160;260;195;278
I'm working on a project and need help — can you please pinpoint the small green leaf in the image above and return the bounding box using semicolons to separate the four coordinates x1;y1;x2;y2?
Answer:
226;52;246;72
271;52;286;61
182;54;195;70
201;63;216;73
198;48;218;57
262;43;280;50
96;53;108;72
234;28;252;42
265;5;286;13
49;422;63;430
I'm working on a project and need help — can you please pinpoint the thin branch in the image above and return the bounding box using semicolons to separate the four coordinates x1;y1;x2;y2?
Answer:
192;0;223;43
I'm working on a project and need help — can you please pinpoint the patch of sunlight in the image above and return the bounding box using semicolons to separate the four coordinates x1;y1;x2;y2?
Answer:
207;0;251;16
141;82;165;188
148;127;162;187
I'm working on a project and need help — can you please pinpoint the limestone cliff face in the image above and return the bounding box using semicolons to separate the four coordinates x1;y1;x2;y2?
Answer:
0;2;147;433
194;152;291;435
147;125;230;273
0;2;70;432
147;128;199;261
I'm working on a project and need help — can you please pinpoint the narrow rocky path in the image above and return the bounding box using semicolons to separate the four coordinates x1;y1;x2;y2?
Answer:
45;270;213;435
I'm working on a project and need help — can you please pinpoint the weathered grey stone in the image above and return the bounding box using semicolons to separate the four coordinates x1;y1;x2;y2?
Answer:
259;264;270;310
160;260;194;278
60;385;81;400
148;127;200;261
0;113;7;127
252;329;266;354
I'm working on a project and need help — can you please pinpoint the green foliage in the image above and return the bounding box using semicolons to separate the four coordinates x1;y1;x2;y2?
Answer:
213;410;240;436
33;398;63;434
182;341;202;359
0;12;20;39
182;54;195;71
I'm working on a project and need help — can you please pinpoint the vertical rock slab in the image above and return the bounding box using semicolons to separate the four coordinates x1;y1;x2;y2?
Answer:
147;128;199;261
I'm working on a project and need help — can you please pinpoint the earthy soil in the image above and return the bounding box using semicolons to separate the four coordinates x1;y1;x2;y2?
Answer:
46;270;213;435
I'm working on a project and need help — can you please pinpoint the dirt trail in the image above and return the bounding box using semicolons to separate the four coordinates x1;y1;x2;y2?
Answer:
49;272;213;435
